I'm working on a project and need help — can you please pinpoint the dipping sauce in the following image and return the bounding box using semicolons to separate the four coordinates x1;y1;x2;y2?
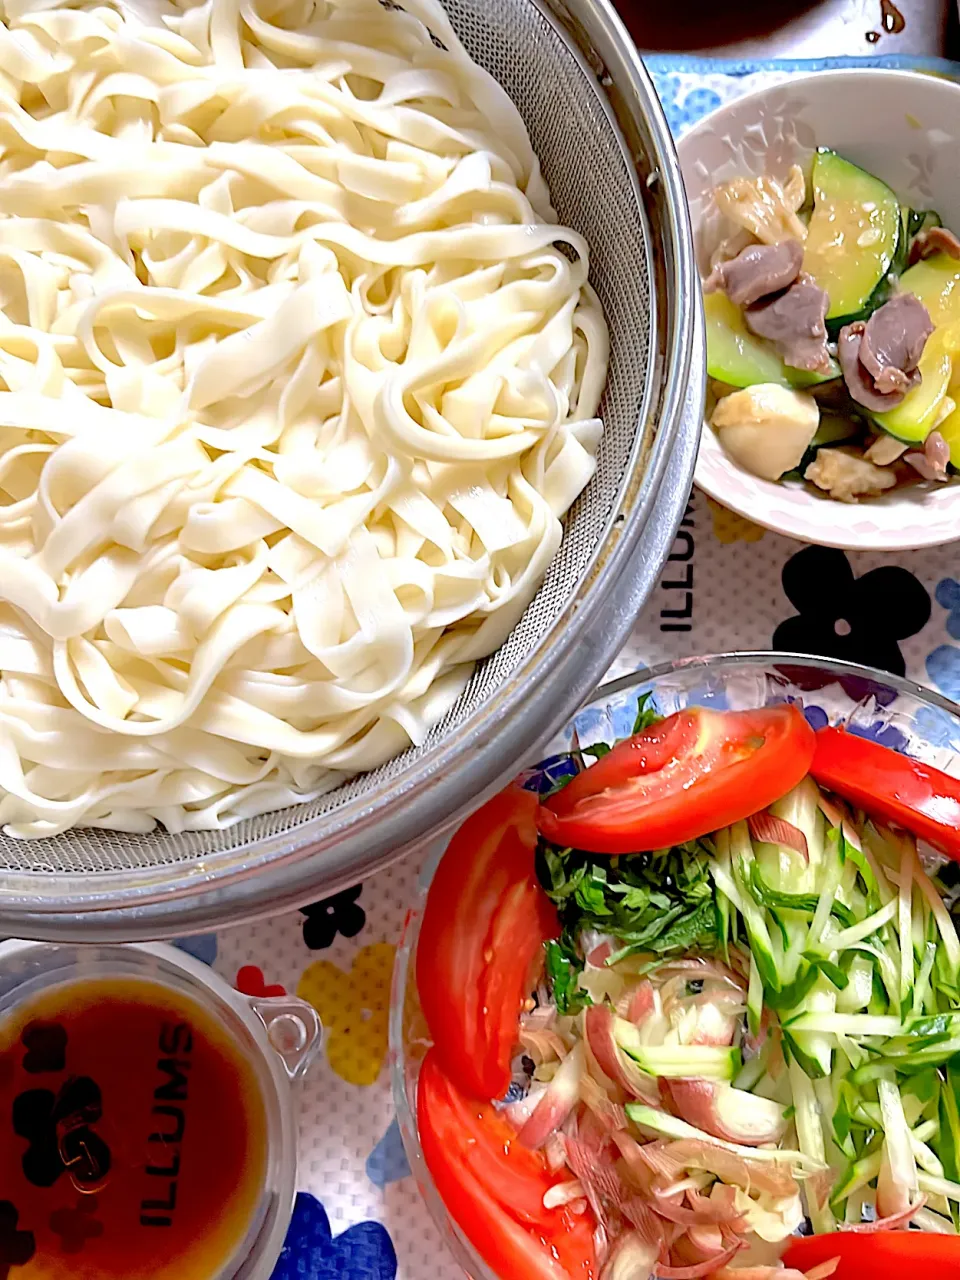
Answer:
0;978;268;1279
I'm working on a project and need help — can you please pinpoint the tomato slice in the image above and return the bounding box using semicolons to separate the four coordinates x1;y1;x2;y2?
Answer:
783;1229;960;1277
418;1049;598;1280
538;706;815;855
810;727;960;860
416;785;559;1101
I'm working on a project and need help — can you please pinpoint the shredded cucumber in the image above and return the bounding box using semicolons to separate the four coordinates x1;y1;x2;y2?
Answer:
747;950;763;1038
788;1060;836;1233
918;1171;960;1202
614;1022;740;1080
899;839;915;1004
914;941;939;1016
695;780;960;1237
877;1077;920;1215
912;1132;944;1177
783;1012;901;1037
940;1061;960;1226
548;752;960;1243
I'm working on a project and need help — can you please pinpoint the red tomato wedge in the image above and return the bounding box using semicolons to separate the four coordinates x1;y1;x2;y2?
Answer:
810;727;960;861
784;1229;960;1277
538;706;815;855
418;1049;598;1280
416;785;559;1101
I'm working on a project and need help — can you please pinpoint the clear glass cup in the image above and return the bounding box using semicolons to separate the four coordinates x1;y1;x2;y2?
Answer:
389;651;960;1279
0;939;322;1280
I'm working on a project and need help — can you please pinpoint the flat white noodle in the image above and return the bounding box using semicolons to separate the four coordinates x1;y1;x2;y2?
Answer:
0;0;609;836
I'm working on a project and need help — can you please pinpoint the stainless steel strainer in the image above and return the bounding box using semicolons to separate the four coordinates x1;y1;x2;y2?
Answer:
0;0;703;940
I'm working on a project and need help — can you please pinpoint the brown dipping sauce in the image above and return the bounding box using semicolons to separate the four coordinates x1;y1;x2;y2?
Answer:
0;977;268;1279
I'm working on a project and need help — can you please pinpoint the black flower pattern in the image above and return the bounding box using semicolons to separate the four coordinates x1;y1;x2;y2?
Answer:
21;1022;66;1075
773;547;931;690
13;1077;111;1189
300;885;366;950
49;1198;104;1254
0;1203;35;1280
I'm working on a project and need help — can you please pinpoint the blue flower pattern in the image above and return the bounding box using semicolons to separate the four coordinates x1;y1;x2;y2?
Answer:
927;578;960;704
934;578;960;639
847;719;909;752
272;1194;396;1280
172;934;218;965
521;752;579;795
913;704;960;752
365;1118;410;1188
802;705;828;732
521;693;660;794
655;82;721;134
927;644;960;703
797;702;907;751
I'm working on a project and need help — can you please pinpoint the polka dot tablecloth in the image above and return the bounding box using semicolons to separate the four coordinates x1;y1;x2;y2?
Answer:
174;54;960;1280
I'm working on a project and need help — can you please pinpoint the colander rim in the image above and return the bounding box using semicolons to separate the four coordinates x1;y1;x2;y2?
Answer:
0;0;703;936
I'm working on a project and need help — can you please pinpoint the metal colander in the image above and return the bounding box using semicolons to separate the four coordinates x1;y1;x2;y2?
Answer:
0;0;702;939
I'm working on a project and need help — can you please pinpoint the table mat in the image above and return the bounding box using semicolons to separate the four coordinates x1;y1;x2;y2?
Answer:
164;53;960;1280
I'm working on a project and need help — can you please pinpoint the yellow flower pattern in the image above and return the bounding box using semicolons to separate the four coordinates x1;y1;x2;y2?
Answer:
297;942;396;1087
706;496;766;545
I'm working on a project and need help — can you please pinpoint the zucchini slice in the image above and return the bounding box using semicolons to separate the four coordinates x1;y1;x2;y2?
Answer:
908;208;943;240
883;252;960;446
870;331;953;444
705;291;839;390
935;399;960;468
892;205;911;277
811;414;861;450
803;149;901;328
899;252;960;328
799;413;861;473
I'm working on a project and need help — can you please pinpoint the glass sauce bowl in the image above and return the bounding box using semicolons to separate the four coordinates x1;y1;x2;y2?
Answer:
0;939;322;1280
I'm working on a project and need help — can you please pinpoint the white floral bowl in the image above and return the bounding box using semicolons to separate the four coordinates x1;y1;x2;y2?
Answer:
680;68;960;551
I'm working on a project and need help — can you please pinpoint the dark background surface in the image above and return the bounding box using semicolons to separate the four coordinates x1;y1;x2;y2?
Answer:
617;0;956;59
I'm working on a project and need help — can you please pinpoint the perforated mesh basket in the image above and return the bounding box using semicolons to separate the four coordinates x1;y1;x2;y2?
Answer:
0;0;702;938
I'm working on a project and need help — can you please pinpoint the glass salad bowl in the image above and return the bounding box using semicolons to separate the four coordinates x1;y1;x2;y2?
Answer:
389;651;960;1280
